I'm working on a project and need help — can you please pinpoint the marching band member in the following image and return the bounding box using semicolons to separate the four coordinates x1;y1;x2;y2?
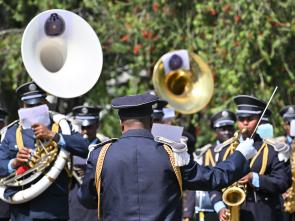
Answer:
68;105;107;221
183;110;236;221
0;82;89;221
210;95;292;221
279;105;295;221
79;93;257;221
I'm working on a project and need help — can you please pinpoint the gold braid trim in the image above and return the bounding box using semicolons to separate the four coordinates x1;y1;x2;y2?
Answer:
16;126;24;149
205;149;215;166
250;143;268;175
222;143;235;161
162;144;183;197
94;142;183;219
95;142;112;219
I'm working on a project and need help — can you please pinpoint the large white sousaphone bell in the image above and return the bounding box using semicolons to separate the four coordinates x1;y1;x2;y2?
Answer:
21;9;103;98
0;9;103;204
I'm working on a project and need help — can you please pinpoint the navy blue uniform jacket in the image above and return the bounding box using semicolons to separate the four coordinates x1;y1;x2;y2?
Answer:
209;134;292;221
0;121;89;221
69;138;101;221
79;129;249;221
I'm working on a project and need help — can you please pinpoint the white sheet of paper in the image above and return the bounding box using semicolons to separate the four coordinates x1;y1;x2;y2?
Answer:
290;120;295;137
18;104;50;129
151;123;183;142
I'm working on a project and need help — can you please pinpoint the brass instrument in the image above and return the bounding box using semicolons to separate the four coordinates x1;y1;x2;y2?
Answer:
0;140;59;187
152;50;214;114
222;130;247;221
0;9;103;204
284;138;295;212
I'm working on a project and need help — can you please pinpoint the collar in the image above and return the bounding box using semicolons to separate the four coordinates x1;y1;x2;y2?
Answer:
90;138;100;145
287;136;293;145
121;128;154;140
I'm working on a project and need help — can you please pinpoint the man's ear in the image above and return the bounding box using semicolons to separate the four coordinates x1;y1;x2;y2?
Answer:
120;120;124;132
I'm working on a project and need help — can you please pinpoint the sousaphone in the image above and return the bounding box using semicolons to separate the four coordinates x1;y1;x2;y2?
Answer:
0;9;103;204
152;50;214;114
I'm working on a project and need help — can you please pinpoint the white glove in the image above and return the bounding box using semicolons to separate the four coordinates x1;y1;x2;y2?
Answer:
154;136;190;166
170;139;190;166
236;138;257;160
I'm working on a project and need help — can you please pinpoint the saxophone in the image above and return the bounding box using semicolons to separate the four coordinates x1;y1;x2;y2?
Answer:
222;129;247;221
284;137;295;212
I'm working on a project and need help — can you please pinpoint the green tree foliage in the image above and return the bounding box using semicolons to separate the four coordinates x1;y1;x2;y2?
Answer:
0;0;294;146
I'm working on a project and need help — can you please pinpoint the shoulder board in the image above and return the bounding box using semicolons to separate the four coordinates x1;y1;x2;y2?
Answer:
88;138;117;152
0;120;19;134
264;138;290;153
214;137;234;153
0;120;19;142
87;138;117;161
274;136;286;144
195;144;212;157
96;133;110;143
154;136;175;147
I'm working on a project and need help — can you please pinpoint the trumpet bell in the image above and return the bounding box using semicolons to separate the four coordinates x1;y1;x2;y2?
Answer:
21;9;103;98
152;51;214;114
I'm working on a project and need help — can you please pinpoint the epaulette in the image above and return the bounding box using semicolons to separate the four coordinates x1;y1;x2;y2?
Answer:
274;136;286;144
0;120;19;141
195;144;212;158
87;138;117;161
88;138;117;152
264;138;290;162
214;137;235;153
264;138;289;152
154;136;175;147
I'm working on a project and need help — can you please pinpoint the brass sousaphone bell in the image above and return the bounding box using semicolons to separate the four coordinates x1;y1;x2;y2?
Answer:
0;9;103;204
152;50;214;114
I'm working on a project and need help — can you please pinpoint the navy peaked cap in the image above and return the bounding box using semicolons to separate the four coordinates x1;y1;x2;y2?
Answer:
72;105;102;127
152;99;168;120
280;105;295;122
16;81;46;105
210;110;236;129
234;95;266;117
0;108;8;121
112;93;159;118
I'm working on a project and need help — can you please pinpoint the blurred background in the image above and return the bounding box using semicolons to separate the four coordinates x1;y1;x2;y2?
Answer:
0;0;294;146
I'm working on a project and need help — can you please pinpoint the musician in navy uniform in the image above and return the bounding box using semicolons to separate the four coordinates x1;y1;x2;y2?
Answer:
279;105;295;221
209;95;292;221
183;110;236;221
78;93;257;221
152;99;168;123
0;82;89;221
279;105;295;147
0;108;7;133
68;105;105;221
0;108;10;221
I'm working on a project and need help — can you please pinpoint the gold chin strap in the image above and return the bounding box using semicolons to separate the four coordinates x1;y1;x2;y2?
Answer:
95;142;183;219
16;123;59;149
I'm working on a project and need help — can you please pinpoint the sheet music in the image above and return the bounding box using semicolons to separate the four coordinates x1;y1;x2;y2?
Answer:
151;123;183;142
18;104;50;129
